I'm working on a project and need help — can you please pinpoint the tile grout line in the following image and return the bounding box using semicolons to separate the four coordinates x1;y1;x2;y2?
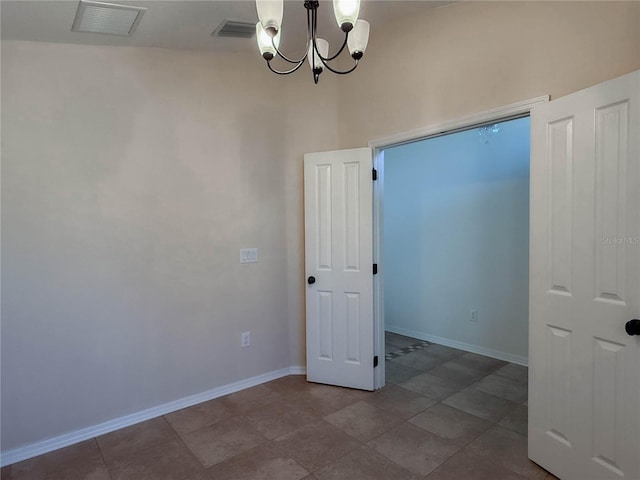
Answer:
97;415;205;477
362;418;460;479
92;437;114;480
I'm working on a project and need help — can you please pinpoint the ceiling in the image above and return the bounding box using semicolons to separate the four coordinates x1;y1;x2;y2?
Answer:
1;0;448;54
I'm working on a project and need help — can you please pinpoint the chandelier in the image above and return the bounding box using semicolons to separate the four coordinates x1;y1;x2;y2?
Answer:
255;0;370;84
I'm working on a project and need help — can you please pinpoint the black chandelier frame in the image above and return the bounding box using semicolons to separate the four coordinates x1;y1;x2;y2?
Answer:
262;0;363;84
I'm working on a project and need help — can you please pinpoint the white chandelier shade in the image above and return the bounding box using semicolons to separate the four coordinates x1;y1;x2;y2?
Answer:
333;0;360;31
255;0;283;36
256;22;281;58
255;0;369;84
308;38;329;73
347;19;369;57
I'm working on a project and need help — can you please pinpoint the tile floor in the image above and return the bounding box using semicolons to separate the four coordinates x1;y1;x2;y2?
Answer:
1;333;561;480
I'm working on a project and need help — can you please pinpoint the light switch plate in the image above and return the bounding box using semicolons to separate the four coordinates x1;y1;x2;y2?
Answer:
240;248;258;264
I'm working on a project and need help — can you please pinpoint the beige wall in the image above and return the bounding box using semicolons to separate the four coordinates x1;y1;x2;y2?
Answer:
0;40;337;451
338;1;640;148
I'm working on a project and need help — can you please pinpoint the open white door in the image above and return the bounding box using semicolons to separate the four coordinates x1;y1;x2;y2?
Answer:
304;147;375;391
529;70;640;479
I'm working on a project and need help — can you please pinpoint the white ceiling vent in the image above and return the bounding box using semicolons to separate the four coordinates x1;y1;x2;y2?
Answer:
212;20;256;39
71;1;146;36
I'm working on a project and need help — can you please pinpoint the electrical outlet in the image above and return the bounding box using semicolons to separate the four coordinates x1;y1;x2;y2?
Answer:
470;309;478;322
241;331;251;347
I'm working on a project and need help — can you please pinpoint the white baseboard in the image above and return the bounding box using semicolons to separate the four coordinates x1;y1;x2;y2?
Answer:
0;365;306;467
386;325;528;367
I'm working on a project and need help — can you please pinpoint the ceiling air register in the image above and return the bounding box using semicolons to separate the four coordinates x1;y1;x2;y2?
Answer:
71;0;146;36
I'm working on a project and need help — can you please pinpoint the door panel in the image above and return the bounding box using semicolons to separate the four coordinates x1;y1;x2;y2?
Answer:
547;117;574;295
304;147;374;391
529;70;639;479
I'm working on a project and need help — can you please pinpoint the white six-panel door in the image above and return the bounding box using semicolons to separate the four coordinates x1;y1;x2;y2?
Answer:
304;147;374;391
529;70;640;479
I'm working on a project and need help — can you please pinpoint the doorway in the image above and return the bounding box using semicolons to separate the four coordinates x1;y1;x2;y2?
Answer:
370;109;539;390
373;115;533;452
382;116;530;363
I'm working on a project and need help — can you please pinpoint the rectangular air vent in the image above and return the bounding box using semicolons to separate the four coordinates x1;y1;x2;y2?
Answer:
72;1;146;36
213;20;255;38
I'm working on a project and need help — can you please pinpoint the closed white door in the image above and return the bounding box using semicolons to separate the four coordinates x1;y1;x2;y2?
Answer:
529;70;640;479
304;147;375;391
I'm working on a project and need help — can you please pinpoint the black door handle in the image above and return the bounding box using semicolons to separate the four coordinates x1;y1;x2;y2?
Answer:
625;319;640;336
307;276;316;285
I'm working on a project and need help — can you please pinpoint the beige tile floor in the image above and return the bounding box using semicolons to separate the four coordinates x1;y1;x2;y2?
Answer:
1;333;561;480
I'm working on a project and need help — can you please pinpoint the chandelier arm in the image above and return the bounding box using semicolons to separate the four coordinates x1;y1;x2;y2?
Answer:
272;45;309;65
266;58;306;75
320;32;348;62
318;57;360;75
269;4;313;65
312;15;359;76
311;9;348;63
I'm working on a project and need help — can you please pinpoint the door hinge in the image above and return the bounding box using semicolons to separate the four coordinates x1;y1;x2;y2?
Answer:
372;168;378;181
373;355;379;368
373;263;378;275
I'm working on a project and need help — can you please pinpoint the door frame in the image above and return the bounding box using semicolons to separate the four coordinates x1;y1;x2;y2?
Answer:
368;95;549;390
